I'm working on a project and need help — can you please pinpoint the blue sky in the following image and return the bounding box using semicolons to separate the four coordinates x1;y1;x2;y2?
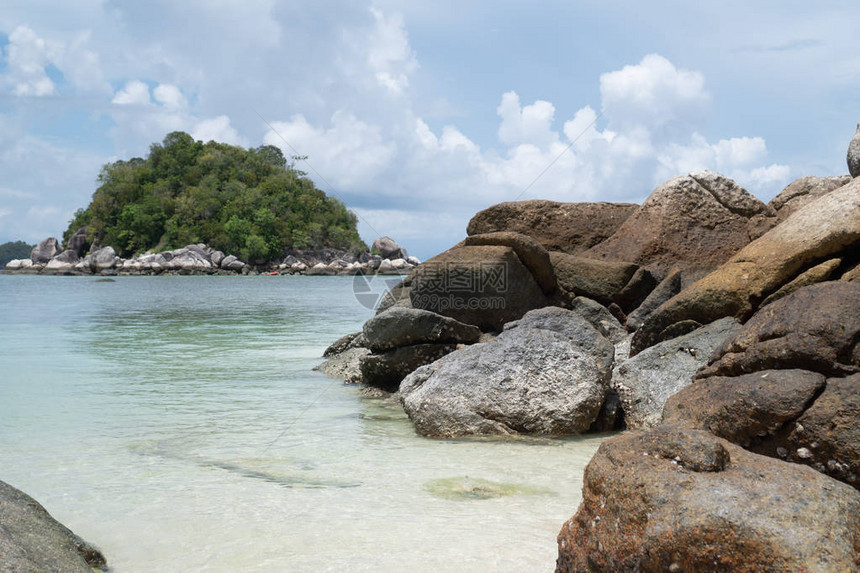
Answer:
0;0;858;259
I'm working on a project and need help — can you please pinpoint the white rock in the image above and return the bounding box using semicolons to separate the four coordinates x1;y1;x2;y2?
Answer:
390;258;407;269
4;259;22;270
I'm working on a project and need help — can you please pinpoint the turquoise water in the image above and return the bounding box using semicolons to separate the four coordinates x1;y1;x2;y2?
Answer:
0;275;603;572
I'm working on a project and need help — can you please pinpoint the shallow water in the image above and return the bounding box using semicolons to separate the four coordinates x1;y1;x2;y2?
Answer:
0;275;605;572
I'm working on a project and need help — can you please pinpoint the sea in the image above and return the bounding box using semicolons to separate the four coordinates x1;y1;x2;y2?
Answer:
0;275;605;572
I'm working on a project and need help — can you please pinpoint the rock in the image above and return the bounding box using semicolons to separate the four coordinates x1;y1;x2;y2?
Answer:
30;237;63;264
377;259;394;272
549;252;641;308
467;200;637;254
769;175;851;222
612;317;741;429
220;255;246;271
51;250;79;264
372;236;408;260
849;122;860;177
842;264;860;282
44;259;74;273
585;171;775;278
698;282;860;380
0;479;107;572
662;282;860;488
611;267;658;313
406;256;421;266
759;257;841;307
463;231;557;294
400;307;614;437
314;347;370;383
567;296;626;344
323;332;364;357
362;307;481;353
663;369;825;453
556;426;860;573
4;259;24;270
376;275;414;313
90;246;117;271
211;250;225;267
66;227;90;257
409;244;551;331
625;266;682;332
360;343;457;391
632;178;860;354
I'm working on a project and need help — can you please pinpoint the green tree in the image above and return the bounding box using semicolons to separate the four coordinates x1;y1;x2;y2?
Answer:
63;131;367;260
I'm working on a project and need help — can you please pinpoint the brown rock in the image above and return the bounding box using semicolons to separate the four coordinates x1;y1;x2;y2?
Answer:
549;252;639;308
769;175;851;222
556;426;860;573
466;200;637;254
584;170;775;278
632;178;860;354
698;281;860;380
625;266;682;331
463;231;557;294
409;245;551;331
662;369;827;455
759;257;841;307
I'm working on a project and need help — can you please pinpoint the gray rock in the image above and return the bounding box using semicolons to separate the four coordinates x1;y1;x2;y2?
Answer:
626;266;683;332
211;250;225;267
0;479;107;572
769;175;852;222
372;236;408;260
314;347;370;383
220;255;245;271
66;227;90;257
30;237;63;264
566;297;626;344
362;307;481;353
44;259;74;273
360;343;457;391
400;307;615;437
612;317;741;429
53;249;80;264
323;332;364;357
849;122;860;177
90;246;117;271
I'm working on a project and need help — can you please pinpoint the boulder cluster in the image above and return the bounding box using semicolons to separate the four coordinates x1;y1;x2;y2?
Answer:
321;132;860;570
2;235;419;277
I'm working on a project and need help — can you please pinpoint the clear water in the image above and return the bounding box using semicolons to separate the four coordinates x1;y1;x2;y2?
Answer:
0;275;604;572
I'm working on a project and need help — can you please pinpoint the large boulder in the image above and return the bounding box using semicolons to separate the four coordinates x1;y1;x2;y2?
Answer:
849;122;860;178
372;236;408;260
697;281;860;379
662;282;860;488
632;177;860;354
768;175;851;222
360;344;457;392
548;252;654;311
466;200;637;254
66;227;90;257
30;237;63;264
463;232;557;294
362;307;481;352
90;246;117;271
612;317;741;429
584;171;775;279
556;426;860;573
409;244;551;331
400;307;615;438
0;480;107;572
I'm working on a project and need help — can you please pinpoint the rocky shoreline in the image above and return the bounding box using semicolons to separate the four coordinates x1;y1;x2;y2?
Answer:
1;235;420;277
318;132;860;570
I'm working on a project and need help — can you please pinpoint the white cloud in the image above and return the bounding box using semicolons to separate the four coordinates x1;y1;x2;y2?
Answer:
497;91;558;149
112;80;151;105
263;111;397;189
600;53;709;134
2;25;58;96
191;116;246;146
367;8;417;95
153;83;186;109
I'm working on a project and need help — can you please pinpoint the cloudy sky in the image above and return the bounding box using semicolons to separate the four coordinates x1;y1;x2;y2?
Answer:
1;1;858;259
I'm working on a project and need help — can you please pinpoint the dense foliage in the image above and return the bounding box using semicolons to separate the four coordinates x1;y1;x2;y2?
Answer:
64;132;366;261
0;241;33;268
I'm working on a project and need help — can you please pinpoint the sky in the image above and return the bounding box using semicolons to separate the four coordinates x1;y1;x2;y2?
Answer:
0;1;858;260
